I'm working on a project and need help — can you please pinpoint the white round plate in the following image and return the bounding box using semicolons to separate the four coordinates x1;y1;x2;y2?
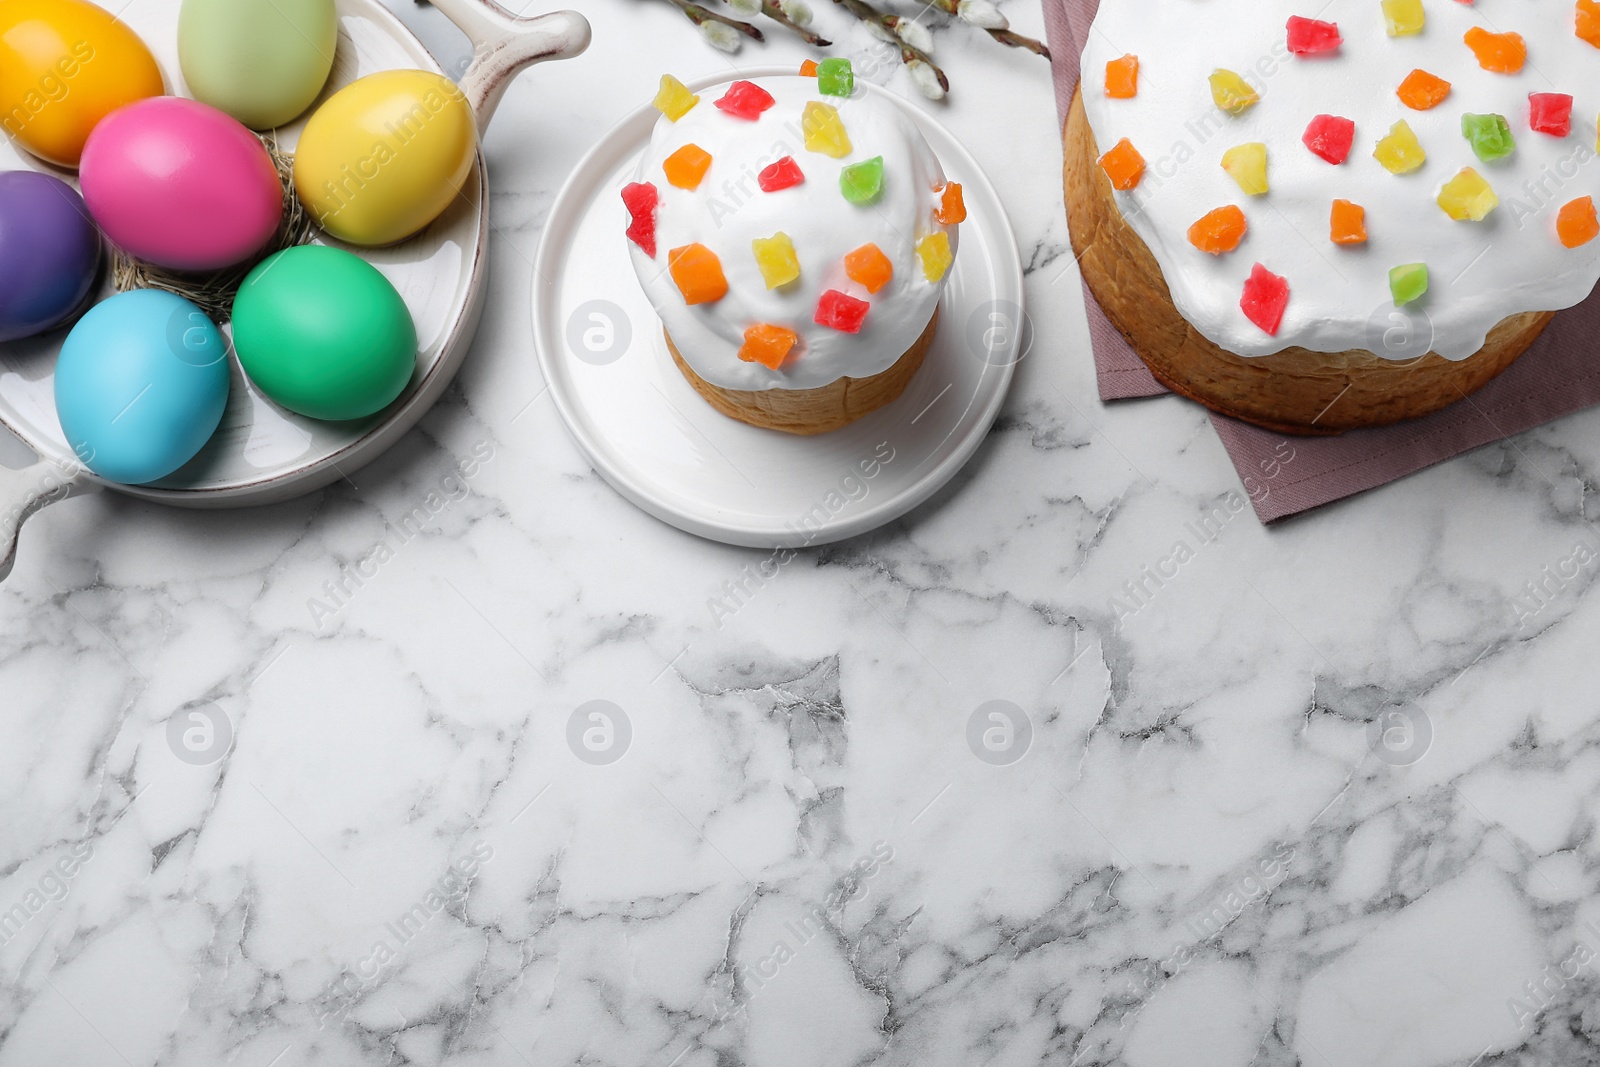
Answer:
531;69;1023;549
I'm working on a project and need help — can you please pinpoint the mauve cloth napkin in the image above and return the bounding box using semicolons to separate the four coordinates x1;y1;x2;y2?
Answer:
1042;0;1600;522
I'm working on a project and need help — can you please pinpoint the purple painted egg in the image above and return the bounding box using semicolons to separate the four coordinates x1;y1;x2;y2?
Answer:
80;97;283;272
0;171;100;342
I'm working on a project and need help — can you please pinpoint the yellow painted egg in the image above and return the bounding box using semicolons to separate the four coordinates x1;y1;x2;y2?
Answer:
178;0;337;130
293;70;476;247
0;0;166;167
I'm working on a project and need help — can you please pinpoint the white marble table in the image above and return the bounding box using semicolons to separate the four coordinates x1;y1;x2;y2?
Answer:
3;0;1598;1064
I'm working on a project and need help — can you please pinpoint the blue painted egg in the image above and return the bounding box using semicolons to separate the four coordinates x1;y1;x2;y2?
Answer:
54;290;230;484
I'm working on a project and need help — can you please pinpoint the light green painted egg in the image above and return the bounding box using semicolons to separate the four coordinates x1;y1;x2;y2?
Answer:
178;0;337;130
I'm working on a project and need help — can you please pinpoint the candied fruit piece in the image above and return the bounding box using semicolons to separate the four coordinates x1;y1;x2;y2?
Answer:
1437;167;1498;220
663;143;713;190
1397;69;1451;110
935;182;967;225
1461;113;1514;161
752;232;801;289
622;182;658;258
1097;138;1145;190
818;57;855;97
1287;15;1342;53
845;243;894;293
802;102;852;158
1240;263;1289;336
759;156;805;192
1558;196;1599;246
1330;199;1367;244
1383;0;1424;36
917;232;953;282
667;243;728;304
739;324;799;369
1374;120;1426;173
1530;93;1573;136
815;289;870;333
1465;27;1526;72
1105;54;1139;97
1388;263;1428;305
1580;0;1600;47
800;58;819;76
1221;142;1269;195
1209;69;1259;115
715;80;776;120
654;75;700;121
840;156;885;205
1303;114;1355;164
1187;205;1248;254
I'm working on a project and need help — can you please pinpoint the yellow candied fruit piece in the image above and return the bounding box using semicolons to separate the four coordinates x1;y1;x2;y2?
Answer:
1437;167;1499;220
802;102;852;158
1382;0;1424;36
1221;143;1269;195
1209;69;1260;116
654;75;700;121
917;232;953;282
752;232;802;289
1374;120;1426;174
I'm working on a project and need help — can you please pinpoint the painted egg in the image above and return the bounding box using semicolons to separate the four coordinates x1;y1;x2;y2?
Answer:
0;0;165;168
0;172;100;342
55;290;230;484
178;0;336;130
293;70;476;246
232;246;417;421
80;97;283;272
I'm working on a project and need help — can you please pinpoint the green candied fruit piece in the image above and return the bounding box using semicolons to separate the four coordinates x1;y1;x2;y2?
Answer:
817;57;855;97
839;155;885;204
1461;113;1515;162
1389;262;1429;306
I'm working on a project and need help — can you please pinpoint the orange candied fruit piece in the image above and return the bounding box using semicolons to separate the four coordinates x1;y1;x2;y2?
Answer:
800;58;819;76
1578;0;1600;47
668;243;728;305
1396;69;1451;110
1097;138;1145;190
1464;26;1526;72
1186;205;1247;254
1104;54;1139;98
1330;199;1367;244
935;182;967;225
739;323;799;368
1558;196;1600;247
663;143;713;190
844;242;894;293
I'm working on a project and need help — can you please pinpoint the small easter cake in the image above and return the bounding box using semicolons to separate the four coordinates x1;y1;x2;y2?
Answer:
624;66;963;434
1066;0;1600;433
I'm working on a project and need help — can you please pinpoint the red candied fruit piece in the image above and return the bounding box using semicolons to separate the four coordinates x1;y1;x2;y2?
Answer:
1529;93;1574;136
1302;114;1355;164
1286;15;1342;54
815;289;870;333
1240;263;1289;335
622;182;658;258
714;80;776;120
759;156;805;192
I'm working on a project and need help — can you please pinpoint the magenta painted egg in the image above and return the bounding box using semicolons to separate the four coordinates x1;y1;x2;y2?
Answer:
80;97;283;272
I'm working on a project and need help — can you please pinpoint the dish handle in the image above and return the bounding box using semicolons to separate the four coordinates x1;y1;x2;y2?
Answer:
426;0;593;135
0;455;96;582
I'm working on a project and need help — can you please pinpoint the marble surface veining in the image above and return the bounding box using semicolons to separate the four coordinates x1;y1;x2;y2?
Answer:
2;0;1600;1064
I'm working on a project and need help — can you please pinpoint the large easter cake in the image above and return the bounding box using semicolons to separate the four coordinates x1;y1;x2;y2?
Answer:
1065;0;1600;433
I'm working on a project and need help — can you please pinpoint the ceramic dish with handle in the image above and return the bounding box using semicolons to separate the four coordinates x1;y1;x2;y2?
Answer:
0;0;590;580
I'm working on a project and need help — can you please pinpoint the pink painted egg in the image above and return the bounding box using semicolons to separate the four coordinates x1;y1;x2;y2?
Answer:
80;97;283;272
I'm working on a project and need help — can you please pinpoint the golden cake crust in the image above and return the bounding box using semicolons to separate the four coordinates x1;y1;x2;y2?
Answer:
1062;87;1554;435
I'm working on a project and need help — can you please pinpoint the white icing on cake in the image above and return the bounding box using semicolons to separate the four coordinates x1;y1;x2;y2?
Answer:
628;76;955;391
1081;0;1600;359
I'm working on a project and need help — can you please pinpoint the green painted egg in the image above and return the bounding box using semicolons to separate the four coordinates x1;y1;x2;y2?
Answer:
232;246;416;422
178;0;336;130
